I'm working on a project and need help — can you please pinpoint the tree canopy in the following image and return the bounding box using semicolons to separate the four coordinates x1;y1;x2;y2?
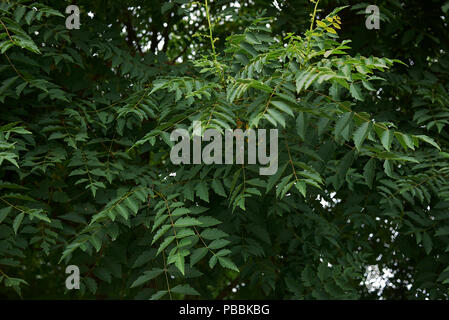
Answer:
0;0;449;300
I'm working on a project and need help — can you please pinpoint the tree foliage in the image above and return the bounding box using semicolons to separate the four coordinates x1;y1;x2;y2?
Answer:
0;0;449;300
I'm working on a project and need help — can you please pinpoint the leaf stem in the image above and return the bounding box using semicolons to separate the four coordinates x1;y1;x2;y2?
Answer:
309;0;321;32
204;0;217;62
204;0;225;84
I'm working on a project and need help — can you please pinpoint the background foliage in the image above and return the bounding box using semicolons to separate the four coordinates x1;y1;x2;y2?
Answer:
0;0;449;299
